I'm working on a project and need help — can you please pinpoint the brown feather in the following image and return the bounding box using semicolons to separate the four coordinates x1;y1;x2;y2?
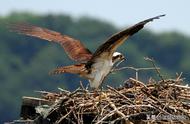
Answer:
91;15;165;61
49;64;87;75
9;23;92;62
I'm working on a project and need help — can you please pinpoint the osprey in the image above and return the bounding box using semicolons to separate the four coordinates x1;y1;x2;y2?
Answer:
10;15;165;89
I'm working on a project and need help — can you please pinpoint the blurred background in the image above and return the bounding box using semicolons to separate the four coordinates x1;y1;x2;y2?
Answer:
1;0;190;123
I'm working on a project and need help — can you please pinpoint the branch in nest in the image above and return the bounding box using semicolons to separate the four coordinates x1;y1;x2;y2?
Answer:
144;57;165;82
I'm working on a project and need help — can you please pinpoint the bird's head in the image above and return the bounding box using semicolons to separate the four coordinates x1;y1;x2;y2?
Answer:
112;52;126;64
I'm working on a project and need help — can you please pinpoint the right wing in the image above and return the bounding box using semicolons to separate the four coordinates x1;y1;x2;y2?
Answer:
9;23;92;62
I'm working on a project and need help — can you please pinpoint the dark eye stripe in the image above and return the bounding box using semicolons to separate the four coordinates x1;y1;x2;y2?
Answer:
112;55;120;62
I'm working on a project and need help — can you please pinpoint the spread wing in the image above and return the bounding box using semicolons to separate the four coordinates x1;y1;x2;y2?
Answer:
9;23;92;62
49;64;86;75
90;14;165;62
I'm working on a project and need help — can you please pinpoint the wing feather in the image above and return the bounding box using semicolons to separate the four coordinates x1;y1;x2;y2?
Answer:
9;23;92;62
92;15;165;60
49;64;86;75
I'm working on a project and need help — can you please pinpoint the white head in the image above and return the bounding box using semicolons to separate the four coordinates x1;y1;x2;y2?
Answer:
112;52;125;64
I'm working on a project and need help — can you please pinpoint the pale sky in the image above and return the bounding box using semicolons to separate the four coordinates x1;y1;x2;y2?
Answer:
1;0;190;35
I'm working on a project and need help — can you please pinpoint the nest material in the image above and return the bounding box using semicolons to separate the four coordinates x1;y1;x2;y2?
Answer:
10;77;190;124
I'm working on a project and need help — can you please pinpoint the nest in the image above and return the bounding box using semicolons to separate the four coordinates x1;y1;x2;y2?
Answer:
9;76;190;124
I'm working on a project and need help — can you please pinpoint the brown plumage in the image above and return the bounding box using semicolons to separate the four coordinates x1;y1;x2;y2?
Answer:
91;15;165;61
9;23;92;62
9;15;165;89
51;64;87;75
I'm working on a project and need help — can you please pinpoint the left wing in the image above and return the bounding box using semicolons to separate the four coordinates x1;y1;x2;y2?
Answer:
90;14;165;61
9;23;92;62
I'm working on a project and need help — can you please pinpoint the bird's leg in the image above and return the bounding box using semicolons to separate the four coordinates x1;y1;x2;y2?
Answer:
85;83;90;90
92;87;103;104
93;88;100;97
99;86;103;102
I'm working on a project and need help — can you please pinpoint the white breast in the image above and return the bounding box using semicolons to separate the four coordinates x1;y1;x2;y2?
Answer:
88;58;113;88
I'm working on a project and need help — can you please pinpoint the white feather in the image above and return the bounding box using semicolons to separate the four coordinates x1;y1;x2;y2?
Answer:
88;58;113;88
113;52;121;57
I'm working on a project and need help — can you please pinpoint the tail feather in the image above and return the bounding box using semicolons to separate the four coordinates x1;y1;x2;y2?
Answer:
49;67;66;75
49;64;86;75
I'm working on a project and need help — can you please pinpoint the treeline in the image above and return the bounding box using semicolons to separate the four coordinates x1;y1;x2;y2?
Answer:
0;12;190;122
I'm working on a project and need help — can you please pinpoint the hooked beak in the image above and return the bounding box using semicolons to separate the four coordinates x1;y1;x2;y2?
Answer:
121;57;126;61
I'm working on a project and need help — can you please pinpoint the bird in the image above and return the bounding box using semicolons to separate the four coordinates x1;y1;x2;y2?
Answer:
9;14;165;89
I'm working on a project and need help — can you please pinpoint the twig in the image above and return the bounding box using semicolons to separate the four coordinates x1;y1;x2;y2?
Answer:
95;104;129;124
115;58;125;67
112;66;160;80
107;85;134;104
144;57;165;82
57;87;70;93
57;108;74;124
79;81;89;93
168;84;190;90
128;78;148;88
107;98;127;123
176;72;183;81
